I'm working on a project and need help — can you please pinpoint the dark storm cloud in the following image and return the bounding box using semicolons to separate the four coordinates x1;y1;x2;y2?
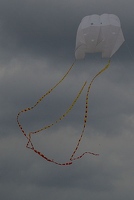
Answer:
0;1;134;200
0;0;78;60
28;165;116;192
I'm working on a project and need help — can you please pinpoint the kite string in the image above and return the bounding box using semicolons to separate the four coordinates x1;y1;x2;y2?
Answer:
70;59;111;161
125;40;134;60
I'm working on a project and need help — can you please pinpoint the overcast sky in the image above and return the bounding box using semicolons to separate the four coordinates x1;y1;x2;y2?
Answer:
0;0;134;199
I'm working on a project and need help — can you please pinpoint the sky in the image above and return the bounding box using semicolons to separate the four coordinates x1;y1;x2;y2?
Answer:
0;0;134;199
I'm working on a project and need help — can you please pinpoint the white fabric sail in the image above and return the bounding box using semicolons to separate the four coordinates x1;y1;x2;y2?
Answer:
75;14;125;59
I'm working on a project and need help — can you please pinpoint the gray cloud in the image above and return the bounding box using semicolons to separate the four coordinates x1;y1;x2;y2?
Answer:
0;0;133;61
0;0;134;200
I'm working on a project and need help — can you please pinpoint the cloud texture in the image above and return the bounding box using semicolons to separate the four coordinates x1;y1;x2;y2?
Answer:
0;0;134;200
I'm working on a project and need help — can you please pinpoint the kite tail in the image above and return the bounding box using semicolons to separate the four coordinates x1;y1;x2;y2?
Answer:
32;148;73;165
26;81;87;149
16;61;77;166
17;60;76;140
27;81;87;136
17;60;110;166
70;60;111;161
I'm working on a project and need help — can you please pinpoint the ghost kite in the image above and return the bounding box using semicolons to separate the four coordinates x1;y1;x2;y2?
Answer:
17;14;125;165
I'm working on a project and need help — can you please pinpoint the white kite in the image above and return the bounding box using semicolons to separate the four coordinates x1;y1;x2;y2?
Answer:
17;14;125;166
75;14;124;59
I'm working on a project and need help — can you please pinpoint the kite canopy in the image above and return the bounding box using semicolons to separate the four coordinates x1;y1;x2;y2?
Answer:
75;14;125;59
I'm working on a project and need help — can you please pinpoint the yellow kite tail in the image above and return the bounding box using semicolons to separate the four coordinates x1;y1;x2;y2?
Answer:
17;61;76;140
70;60;111;161
26;81;87;149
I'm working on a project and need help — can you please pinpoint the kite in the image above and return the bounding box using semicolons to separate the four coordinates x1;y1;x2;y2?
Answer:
17;14;125;165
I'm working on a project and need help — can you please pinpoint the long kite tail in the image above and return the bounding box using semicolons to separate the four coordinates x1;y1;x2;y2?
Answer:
17;60;76;140
70;60;111;161
17;60;110;166
26;81;87;149
16;60;79;166
28;60;110;165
